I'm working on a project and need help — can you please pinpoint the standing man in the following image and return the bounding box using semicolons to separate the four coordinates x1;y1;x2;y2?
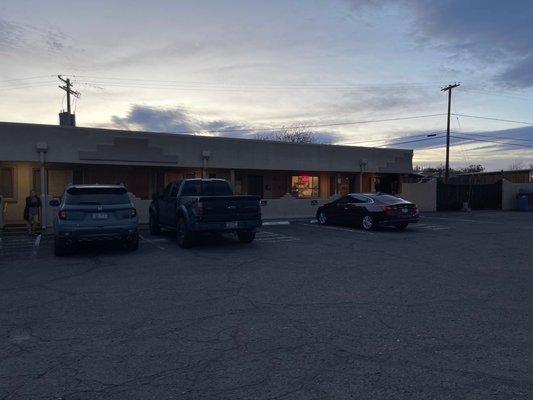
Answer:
24;190;41;235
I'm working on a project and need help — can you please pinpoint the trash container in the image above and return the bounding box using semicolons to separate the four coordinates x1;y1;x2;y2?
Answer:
518;190;533;211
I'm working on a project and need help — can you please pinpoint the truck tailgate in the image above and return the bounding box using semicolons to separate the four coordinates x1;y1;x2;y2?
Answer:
198;196;260;222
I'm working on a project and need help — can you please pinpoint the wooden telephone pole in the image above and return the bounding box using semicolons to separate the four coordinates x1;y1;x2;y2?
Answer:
441;83;460;182
58;75;80;114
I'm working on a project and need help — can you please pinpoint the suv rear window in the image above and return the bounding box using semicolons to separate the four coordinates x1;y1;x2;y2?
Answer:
65;187;131;205
181;181;233;196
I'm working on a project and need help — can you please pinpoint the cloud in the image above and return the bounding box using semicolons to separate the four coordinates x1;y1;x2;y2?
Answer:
379;125;533;153
346;0;533;88
0;17;72;54
109;104;341;143
0;18;24;50
406;0;533;88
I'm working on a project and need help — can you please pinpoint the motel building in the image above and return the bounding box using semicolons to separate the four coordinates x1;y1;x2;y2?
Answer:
0;121;414;228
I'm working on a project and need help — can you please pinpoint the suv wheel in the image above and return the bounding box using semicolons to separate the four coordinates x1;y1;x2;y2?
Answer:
176;218;195;248
125;235;139;251
237;230;255;243
54;239;67;256
149;213;161;235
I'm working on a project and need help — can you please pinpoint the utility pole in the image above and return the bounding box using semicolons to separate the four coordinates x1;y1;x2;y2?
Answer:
441;82;460;183
58;75;80;114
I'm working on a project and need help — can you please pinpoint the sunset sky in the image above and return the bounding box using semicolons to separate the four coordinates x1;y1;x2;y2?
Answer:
1;0;532;170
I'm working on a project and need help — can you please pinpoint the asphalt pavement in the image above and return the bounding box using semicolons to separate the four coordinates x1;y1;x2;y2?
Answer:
1;211;532;399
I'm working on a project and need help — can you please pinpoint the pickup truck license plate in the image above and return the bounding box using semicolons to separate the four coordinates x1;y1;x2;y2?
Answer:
226;221;238;229
92;213;108;219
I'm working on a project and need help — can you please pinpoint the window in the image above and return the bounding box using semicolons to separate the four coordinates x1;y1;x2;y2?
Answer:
291;175;319;198
170;182;181;197
181;180;233;196
351;195;372;204
375;194;403;204
335;196;351;204
0;167;14;199
181;181;202;196
65;187;131;205
162;183;173;198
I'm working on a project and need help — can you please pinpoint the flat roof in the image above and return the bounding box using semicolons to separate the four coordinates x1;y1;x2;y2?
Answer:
0;121;414;174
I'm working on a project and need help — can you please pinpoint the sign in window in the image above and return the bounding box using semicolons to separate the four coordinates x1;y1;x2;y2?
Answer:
291;176;319;198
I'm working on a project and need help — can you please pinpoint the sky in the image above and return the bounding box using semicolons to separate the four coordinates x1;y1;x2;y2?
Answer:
1;0;532;170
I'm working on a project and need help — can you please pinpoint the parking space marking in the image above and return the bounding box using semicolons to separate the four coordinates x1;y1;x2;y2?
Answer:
299;222;375;235
256;230;299;242
262;221;290;226
414;223;451;231
139;235;166;250
0;234;43;260
421;216;498;224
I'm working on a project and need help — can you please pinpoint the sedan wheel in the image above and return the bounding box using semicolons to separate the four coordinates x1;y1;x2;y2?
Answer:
361;215;375;231
318;211;328;225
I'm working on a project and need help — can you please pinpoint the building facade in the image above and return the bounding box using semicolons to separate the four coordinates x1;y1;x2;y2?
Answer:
0;122;414;226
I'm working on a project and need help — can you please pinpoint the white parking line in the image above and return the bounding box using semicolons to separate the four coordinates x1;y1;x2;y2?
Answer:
256;230;299;242
301;223;375;235
415;224;451;231
421;216;498;224
139;235;166;250
262;221;290;226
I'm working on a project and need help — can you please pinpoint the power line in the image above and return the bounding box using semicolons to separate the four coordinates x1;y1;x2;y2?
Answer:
0;75;54;83
0;82;57;89
161;114;447;135
453;113;533;125
460;131;533;143
71;75;445;88
377;135;444;148
451;134;533;148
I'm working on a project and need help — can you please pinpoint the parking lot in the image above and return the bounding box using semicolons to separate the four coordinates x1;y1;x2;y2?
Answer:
1;211;532;399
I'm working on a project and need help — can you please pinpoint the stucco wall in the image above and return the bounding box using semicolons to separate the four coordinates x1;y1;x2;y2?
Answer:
399;179;437;212
127;194;337;223
259;194;338;220
502;179;533;210
1;163;36;223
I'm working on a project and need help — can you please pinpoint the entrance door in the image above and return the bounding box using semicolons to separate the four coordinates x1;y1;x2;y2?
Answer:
247;175;264;197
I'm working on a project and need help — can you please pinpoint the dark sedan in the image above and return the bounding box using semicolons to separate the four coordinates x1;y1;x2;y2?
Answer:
316;193;419;230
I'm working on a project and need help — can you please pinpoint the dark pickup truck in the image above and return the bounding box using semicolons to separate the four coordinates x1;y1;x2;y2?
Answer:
149;179;262;247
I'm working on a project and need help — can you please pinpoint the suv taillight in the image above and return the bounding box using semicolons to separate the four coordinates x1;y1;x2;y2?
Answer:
58;210;67;220
130;208;137;218
196;202;204;216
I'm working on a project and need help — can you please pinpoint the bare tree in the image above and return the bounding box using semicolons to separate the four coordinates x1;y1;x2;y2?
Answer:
255;124;316;144
508;161;526;170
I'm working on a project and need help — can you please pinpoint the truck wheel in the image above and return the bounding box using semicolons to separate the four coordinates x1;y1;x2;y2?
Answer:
237;230;256;243
149;213;161;235
176;218;195;248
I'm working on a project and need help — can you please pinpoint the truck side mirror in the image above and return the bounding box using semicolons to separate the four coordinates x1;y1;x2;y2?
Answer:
49;199;60;207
